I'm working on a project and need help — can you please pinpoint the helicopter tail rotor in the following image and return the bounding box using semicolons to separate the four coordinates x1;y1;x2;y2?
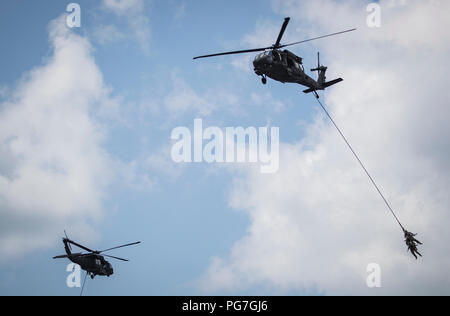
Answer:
310;52;327;72
310;52;328;85
303;52;343;94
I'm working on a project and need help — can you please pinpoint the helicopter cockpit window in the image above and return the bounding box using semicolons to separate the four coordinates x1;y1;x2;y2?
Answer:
287;57;295;68
292;61;302;70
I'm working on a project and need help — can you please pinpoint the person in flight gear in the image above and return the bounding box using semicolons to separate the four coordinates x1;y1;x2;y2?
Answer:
404;230;422;259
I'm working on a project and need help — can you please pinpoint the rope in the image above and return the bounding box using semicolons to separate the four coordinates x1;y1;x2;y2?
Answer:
80;271;88;297
312;92;405;232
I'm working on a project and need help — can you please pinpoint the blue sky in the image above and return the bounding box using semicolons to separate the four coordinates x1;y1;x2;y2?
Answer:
1;0;450;296
0;0;319;296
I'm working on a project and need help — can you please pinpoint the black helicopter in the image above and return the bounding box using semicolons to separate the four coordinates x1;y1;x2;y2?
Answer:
194;17;355;94
53;232;140;279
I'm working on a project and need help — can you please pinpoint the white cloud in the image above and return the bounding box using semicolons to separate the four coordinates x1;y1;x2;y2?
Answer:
0;16;117;258
200;0;450;295
250;92;285;113
162;74;241;119
164;76;215;117
115;159;157;191
92;24;126;45
102;0;151;54
102;0;144;15
145;145;185;180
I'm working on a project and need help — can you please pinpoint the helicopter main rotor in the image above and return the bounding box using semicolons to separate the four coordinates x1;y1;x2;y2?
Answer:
54;237;141;262
193;17;356;60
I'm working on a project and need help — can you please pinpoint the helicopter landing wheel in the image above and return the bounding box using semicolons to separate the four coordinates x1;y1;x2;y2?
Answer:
90;274;95;280
261;76;267;85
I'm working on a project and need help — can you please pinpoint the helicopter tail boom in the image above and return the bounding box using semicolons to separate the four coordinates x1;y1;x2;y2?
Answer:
303;78;343;94
322;78;343;88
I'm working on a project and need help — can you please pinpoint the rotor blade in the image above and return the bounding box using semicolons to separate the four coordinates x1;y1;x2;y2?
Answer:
53;255;70;259
53;253;83;259
66;240;96;253
280;28;357;48
274;17;291;48
64;230;72;251
193;47;270;60
99;241;141;254
103;255;129;262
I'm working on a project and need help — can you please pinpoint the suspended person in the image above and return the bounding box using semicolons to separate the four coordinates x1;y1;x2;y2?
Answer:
406;240;422;260
404;230;422;245
404;230;422;259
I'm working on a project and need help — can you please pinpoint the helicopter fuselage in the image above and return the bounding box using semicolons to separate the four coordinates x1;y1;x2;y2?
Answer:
253;49;320;90
63;239;113;278
69;254;114;277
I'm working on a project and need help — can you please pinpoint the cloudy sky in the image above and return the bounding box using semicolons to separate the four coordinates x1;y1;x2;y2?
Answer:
0;0;449;296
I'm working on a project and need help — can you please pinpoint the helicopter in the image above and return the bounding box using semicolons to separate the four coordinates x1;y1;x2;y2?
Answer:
53;232;140;279
194;17;356;94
